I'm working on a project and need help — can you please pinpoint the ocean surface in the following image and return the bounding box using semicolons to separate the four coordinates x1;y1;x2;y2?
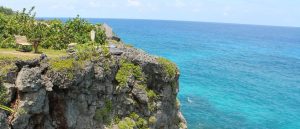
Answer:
61;18;300;129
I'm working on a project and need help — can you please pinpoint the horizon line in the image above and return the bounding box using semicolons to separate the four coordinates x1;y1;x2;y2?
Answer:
38;16;300;29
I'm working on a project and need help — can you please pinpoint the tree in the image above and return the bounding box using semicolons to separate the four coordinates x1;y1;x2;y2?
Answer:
0;6;14;15
30;22;47;53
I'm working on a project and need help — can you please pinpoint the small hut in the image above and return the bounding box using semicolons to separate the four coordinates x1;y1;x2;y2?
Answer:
14;35;33;52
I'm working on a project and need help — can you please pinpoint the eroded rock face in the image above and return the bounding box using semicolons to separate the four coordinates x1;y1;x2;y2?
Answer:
0;29;186;129
100;23;121;42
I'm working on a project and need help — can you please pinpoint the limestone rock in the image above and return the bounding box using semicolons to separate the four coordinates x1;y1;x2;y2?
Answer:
100;23;121;41
0;25;186;129
16;67;42;92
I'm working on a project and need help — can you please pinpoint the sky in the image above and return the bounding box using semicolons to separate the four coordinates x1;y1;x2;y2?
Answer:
0;0;300;27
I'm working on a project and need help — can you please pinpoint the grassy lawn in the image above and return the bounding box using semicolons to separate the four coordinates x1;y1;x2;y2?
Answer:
0;48;67;60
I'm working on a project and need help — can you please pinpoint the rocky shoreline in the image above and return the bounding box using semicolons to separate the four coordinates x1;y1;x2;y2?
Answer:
0;25;187;129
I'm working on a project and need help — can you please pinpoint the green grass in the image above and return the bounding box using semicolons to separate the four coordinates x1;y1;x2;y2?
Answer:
0;48;67;59
49;58;75;79
49;58;75;71
157;57;177;78
0;63;15;76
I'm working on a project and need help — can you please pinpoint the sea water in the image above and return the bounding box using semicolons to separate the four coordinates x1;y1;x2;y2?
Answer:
60;18;300;129
89;19;300;129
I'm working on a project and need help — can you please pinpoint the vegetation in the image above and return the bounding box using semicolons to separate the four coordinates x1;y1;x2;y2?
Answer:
0;6;14;15
49;58;76;79
176;98;181;107
0;78;14;112
157;57;177;78
94;100;112;124
117;113;148;129
75;43;100;61
148;116;157;125
146;89;158;101
115;60;143;87
0;81;8;104
0;48;67;59
117;117;136;129
0;6;106;51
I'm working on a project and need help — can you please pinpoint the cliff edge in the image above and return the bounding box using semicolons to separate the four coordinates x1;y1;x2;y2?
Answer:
0;25;187;129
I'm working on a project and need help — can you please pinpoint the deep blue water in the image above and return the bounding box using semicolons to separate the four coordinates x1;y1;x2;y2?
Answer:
54;18;300;128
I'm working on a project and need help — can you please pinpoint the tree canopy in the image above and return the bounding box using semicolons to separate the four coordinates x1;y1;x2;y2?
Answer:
0;6;106;50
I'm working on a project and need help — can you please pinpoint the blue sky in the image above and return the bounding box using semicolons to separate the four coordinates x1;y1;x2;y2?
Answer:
1;0;300;27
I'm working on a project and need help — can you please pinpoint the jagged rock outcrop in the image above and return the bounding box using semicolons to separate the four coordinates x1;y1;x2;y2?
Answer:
0;27;186;129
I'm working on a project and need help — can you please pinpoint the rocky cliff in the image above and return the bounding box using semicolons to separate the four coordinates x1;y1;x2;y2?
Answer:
0;26;187;129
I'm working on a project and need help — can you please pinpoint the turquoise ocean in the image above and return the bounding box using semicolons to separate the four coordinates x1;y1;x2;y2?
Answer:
62;18;300;129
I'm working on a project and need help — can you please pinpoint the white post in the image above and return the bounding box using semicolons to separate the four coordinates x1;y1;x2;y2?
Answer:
91;30;95;42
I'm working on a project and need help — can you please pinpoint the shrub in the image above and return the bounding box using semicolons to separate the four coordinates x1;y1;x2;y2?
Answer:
75;43;100;61
117;117;135;129
146;89;158;101
129;112;139;120
0;36;16;48
94;99;112;124
16;45;33;52
136;117;148;129
101;44;110;58
0;7;107;50
157;57;177;78
0;78;13;113
64;15;94;44
0;6;14;15
0;81;8;104
115;60;143;87
148;116;157;125
95;27;107;45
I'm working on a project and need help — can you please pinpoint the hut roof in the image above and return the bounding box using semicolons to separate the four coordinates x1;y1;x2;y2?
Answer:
14;35;32;46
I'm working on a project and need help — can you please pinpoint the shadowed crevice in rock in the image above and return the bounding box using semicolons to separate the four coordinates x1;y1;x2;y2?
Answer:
48;91;67;129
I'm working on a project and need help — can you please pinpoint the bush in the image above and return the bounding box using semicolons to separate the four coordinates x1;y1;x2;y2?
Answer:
64;15;94;44
0;7;107;50
0;81;8;104
0;36;16;48
94;100;112;124
157;57;177;78
148;116;157;125
146;89;158;101
115;60;143;87
0;78;13;113
0;6;14;15
95;26;107;45
75;43;100;61
117;117;136;129
16;45;33;52
101;44;110;58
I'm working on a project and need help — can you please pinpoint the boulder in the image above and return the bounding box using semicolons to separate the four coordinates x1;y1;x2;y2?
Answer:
100;24;121;41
